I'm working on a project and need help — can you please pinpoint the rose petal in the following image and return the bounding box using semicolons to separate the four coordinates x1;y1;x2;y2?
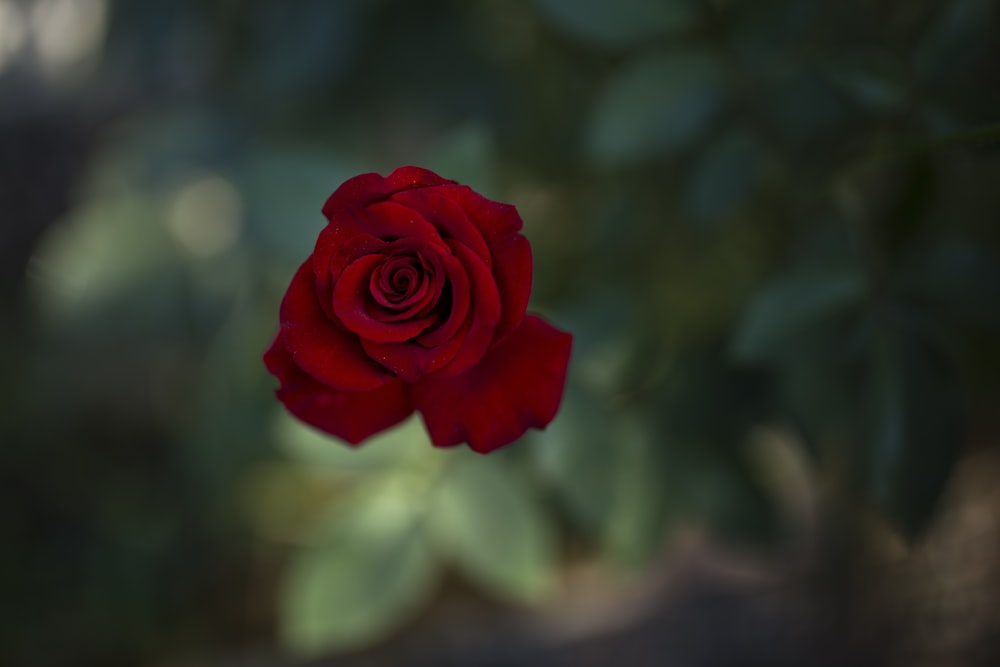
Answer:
358;242;485;381
433;184;522;234
314;201;441;280
363;237;448;323
279;260;390;391
264;334;413;444
314;234;387;321
412;315;572;453
370;259;444;323
391;188;491;265
373;256;422;306
361;327;465;383
382;166;453;193
365;240;501;381
430;185;532;341
321;166;453;219
414;251;471;348
326;234;387;282
333;254;437;343
488;233;532;341
434;240;502;376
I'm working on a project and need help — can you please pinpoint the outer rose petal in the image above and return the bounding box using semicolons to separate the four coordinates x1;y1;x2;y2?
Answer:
434;184;523;238
487;232;532;342
265;335;413;444
363;325;467;382
314;202;440;284
412;315;572;453
391;188;491;264
279;260;390;391
435;241;502;377
431;184;532;341
321;167;453;219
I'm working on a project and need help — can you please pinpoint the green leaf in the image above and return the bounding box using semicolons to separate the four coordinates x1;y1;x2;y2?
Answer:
241;1;361;100
275;413;432;476
867;334;905;509
555;290;639;397
84;111;236;191
915;0;994;86
423;123;496;198
232;149;365;261
536;388;664;567
280;485;438;655
730;269;865;363
535;388;618;528
864;320;962;537
897;240;1000;329
586;51;726;166
684;128;763;224
531;0;694;48
762;71;847;141
430;457;556;603
599;416;665;567
828;64;906;112
30;194;180;319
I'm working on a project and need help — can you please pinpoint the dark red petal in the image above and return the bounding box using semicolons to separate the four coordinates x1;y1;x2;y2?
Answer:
321;167;453;219
373;256;422;306
433;240;502;376
433;184;524;237
333;254;436;343
364;201;442;240
412;315;572;453
371;268;443;322
414;252;471;348
370;270;433;320
314;203;440;283
373;240;500;381
364;237;448;323
321;173;392;218
264;334;413;444
361;330;465;383
279;260;390;391
314;234;387;321
428;185;532;341
488;233;532;342
382;166;455;195
326;234;387;282
391;188;491;265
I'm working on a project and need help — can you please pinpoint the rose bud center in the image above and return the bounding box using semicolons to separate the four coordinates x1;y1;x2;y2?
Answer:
370;254;432;312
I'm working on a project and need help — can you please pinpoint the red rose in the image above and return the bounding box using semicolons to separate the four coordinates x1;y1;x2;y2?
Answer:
263;166;572;454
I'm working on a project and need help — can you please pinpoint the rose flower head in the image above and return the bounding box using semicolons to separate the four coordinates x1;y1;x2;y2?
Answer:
263;166;572;454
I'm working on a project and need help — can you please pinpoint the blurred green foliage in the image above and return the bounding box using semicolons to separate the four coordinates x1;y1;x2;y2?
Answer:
3;0;1000;664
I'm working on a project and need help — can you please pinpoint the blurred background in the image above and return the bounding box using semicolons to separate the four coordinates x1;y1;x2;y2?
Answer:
3;0;1000;665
